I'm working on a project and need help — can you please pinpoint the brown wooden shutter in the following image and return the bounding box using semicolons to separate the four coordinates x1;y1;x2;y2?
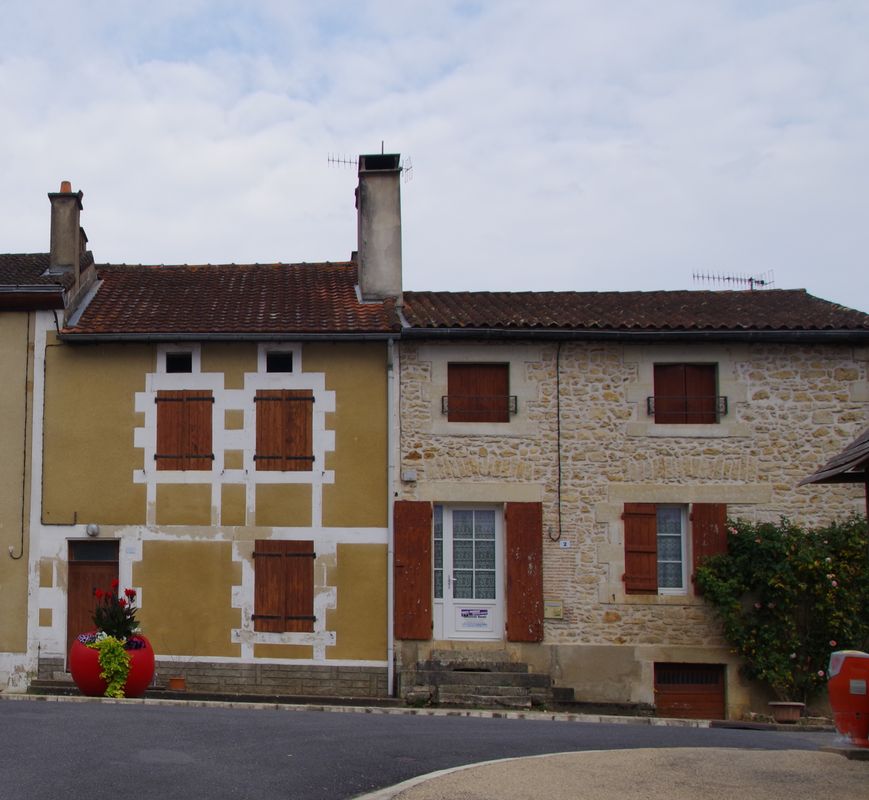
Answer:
447;363;509;422
253;540;286;633
156;390;186;470
283;540;315;632
284;390;313;471
253;540;315;633
505;501;543;642
394;500;432;640
691;503;727;590
155;390;213;470
653;365;686;423
255;390;314;471
623;503;658;593
685;365;716;423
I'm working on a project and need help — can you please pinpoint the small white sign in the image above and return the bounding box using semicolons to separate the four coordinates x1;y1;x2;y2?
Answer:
559;540;571;549
850;679;867;696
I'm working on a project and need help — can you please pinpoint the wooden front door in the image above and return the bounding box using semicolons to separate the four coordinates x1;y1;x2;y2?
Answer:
654;662;726;720
67;541;119;665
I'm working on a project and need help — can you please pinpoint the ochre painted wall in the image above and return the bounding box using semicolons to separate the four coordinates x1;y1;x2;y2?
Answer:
134;541;240;657
304;343;387;528
156;485;212;526
201;342;257;390
43;339;151;524
255;485;311;527
326;543;387;660
0;313;30;652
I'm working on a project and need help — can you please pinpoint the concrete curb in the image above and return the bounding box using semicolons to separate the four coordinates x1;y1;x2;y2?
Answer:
0;692;712;726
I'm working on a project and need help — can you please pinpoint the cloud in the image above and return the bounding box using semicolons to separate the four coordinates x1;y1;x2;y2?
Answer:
0;1;866;309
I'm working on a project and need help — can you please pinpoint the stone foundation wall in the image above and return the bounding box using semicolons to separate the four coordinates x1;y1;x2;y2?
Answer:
152;661;388;697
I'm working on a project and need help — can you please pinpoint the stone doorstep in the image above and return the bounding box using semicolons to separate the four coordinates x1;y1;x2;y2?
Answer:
437;692;533;709
420;659;529;674
437;684;533;698
404;670;549;688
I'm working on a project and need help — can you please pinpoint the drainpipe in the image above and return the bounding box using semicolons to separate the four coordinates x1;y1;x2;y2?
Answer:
386;337;397;695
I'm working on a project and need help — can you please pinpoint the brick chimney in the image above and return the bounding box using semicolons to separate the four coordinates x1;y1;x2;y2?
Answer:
356;154;402;301
48;180;85;278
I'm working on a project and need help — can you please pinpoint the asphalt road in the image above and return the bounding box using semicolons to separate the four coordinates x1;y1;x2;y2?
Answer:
0;699;840;800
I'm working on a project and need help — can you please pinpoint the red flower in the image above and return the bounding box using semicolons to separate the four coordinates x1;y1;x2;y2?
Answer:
95;589;104;600
111;578;119;590
118;598;127;608
124;588;136;599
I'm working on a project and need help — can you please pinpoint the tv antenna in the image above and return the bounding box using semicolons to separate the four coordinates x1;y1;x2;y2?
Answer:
692;270;774;290
327;149;413;183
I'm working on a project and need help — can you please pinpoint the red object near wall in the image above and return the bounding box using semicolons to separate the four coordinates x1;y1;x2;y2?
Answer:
69;635;155;698
394;501;433;640
828;650;869;747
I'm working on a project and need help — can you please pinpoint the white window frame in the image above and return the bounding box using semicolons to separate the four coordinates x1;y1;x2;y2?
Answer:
656;504;688;595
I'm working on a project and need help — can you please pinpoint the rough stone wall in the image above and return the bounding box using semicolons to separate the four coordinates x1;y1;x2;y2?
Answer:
397;339;868;652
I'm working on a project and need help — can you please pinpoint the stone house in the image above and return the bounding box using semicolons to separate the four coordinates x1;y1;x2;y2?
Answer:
392;290;869;717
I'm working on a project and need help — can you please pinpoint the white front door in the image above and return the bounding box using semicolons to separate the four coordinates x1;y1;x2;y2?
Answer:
433;505;504;640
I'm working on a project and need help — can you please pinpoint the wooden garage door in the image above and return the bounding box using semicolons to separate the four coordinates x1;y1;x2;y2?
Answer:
654;663;725;720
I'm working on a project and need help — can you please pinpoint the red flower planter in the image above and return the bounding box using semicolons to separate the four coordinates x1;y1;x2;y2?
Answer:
69;634;155;698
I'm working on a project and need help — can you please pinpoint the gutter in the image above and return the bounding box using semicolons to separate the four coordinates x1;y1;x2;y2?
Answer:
58;331;400;343
399;327;869;344
386;338;397;696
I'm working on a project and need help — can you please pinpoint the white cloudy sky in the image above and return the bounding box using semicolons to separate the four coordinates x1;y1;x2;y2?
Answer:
0;1;867;310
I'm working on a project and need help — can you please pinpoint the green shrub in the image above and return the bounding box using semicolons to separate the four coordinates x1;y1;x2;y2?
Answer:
93;636;131;698
695;514;869;702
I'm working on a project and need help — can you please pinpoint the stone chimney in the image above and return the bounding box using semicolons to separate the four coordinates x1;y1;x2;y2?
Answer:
356;153;402;301
48;180;85;278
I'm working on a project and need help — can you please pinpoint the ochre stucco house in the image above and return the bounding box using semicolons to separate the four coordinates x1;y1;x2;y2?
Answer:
14;157;403;697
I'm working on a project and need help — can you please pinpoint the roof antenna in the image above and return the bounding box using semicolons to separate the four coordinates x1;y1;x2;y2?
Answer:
327;152;414;183
692;270;775;290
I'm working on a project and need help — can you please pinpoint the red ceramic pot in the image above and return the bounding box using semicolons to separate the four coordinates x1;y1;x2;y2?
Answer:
69;634;155;698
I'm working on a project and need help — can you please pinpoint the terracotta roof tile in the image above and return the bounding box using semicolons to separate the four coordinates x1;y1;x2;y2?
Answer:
401;289;869;333
65;262;400;336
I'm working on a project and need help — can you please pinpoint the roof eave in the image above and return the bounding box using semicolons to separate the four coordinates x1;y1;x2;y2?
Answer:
400;327;869;343
58;330;400;343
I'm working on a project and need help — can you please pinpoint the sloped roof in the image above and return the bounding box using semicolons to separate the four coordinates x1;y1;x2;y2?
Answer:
0;252;93;290
799;428;869;486
401;289;869;335
63;262;400;337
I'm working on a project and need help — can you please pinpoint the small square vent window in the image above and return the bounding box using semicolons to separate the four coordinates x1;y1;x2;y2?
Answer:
166;352;193;373
266;352;294;373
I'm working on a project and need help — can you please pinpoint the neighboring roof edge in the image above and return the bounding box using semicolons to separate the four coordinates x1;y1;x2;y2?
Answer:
798;428;869;486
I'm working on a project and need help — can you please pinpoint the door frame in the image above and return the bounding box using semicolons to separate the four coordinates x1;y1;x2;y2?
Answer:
66;540;120;665
433;504;504;641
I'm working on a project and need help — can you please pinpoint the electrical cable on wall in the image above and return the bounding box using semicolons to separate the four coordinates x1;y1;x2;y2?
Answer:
548;341;563;542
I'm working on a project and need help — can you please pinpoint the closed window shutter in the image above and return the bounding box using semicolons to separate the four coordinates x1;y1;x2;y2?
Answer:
653;365;686;423
255;390;314;471
283;540;315;632
253;540;315;633
156;391;185;471
394;500;432;640
155;390;213;470
506;501;543;642
685;365;717;424
448;363;509;422
623;503;658;593
253;540;286;633
691;503;727;590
